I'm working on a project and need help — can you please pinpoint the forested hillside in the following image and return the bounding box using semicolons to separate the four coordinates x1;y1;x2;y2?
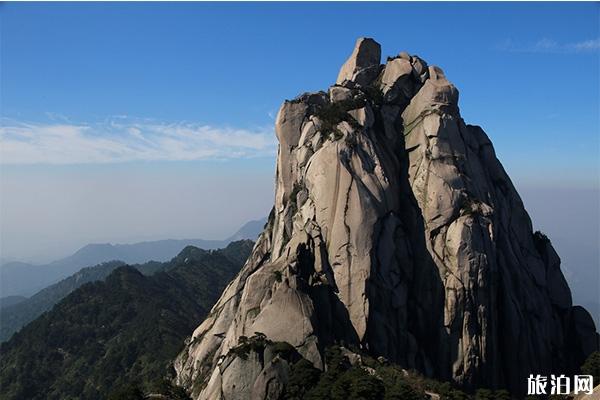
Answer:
0;240;253;400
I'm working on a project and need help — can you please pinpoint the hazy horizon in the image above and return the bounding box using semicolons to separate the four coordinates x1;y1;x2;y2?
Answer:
1;175;597;266
1;160;275;264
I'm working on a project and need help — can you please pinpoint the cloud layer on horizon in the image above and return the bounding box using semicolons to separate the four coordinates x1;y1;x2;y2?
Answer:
0;118;277;164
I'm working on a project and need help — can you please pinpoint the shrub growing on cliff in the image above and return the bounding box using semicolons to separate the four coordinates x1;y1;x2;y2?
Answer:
316;98;364;140
532;230;551;254
286;359;321;400
581;351;600;384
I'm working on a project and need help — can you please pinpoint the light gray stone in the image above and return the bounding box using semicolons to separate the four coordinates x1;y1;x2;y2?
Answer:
398;51;411;60
328;85;353;103
347;105;374;128
336;37;381;87
379;57;415;103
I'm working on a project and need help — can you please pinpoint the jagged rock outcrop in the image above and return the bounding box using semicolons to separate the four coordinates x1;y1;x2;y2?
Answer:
175;38;598;399
336;38;381;87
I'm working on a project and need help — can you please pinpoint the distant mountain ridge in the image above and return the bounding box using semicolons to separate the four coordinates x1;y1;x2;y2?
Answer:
0;296;27;309
0;217;266;298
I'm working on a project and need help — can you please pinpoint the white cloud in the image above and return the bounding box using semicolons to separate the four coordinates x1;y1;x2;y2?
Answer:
0;118;277;164
499;38;600;54
572;39;600;52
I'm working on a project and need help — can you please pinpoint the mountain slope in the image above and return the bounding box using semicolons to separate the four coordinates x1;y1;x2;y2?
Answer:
174;38;598;399
0;218;265;298
0;256;182;343
0;260;128;343
0;296;26;309
0;240;254;400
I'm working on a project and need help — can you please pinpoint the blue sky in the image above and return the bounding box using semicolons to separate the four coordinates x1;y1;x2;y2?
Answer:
0;2;599;263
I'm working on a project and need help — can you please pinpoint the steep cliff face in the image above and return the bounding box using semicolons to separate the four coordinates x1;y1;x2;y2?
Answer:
174;38;598;399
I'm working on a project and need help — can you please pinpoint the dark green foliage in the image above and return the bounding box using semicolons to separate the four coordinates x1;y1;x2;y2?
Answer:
532;230;551;254
363;84;384;106
291;347;349;399
287;183;305;216
376;366;425;400
493;390;511;400
330;130;344;141
147;378;192;400
228;333;271;360
283;345;510;400
273;270;283;282
0;241;253;400
289;183;302;202
581;351;600;384
475;389;494;400
212;240;254;268
107;383;145;400
0;260;126;342
344;132;358;148
272;341;296;359
461;198;482;216
0;254;188;343
315;85;384;141
431;382;469;400
286;346;429;400
329;367;384;400
315;98;365;140
286;359;322;400
285;347;489;400
385;380;424;400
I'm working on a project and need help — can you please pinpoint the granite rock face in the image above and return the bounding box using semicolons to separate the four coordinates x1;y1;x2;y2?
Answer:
175;38;598;399
336;37;382;87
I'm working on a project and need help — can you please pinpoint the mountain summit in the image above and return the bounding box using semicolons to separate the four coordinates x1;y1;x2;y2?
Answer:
175;38;598;398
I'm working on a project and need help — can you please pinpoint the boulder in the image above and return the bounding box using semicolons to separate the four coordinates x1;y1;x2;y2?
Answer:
379;57;415;103
328;85;353;102
336;37;381;87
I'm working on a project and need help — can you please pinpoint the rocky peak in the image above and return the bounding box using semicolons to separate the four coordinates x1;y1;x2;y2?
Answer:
174;38;598;400
336;37;382;87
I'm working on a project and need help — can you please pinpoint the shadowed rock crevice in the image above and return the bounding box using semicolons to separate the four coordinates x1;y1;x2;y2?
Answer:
174;38;598;399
